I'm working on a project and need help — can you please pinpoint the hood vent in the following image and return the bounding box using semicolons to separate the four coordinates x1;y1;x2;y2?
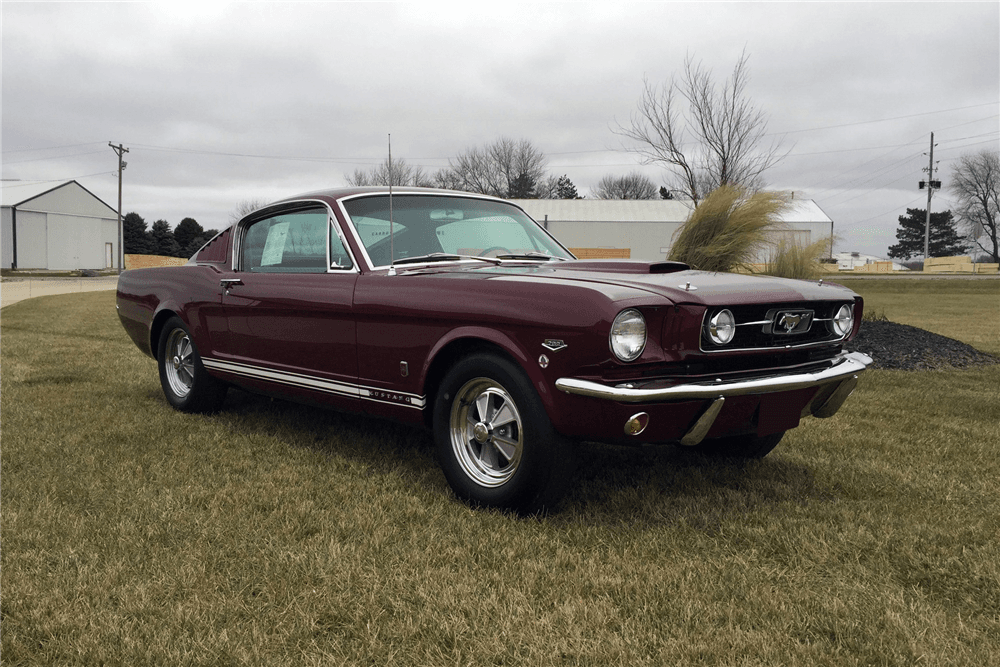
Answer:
566;260;689;274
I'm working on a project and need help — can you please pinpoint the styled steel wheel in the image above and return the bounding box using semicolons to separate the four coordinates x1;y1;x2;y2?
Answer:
163;328;196;399
433;353;574;513
157;316;227;413
449;378;524;488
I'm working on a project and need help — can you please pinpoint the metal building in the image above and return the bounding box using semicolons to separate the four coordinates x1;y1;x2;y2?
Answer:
511;197;835;261
2;180;119;270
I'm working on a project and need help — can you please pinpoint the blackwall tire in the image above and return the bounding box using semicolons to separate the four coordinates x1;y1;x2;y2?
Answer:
433;353;573;514
157;316;227;413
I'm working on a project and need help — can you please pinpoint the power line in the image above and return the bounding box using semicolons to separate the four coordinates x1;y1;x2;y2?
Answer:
0;171;113;188
3;149;109;165
767;102;999;136
0;141;107;155
836;195;926;231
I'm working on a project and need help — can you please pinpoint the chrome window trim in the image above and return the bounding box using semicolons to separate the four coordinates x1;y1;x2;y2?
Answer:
232;199;360;275
335;191;574;272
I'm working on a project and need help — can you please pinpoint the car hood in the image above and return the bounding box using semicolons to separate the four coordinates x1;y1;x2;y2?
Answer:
405;259;855;306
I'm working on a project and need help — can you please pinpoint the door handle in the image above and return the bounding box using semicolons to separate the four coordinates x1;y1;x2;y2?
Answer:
220;278;243;289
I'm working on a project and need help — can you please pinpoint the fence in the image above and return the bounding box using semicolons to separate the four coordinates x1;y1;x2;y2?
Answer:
124;254;188;269
924;256;999;274
569;248;631;259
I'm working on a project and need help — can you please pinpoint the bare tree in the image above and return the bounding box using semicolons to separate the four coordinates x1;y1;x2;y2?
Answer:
432;168;467;191
593;172;659;199
229;198;272;225
615;50;787;204
346;158;433;188
443;137;548;198
949;149;999;263
534;174;582;199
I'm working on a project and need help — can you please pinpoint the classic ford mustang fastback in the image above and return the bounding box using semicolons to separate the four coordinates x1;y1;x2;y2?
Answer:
117;186;872;511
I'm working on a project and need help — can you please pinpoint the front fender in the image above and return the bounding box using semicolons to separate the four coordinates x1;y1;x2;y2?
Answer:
421;325;556;416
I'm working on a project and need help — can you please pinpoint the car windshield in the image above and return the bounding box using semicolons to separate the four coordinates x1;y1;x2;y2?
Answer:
341;195;573;268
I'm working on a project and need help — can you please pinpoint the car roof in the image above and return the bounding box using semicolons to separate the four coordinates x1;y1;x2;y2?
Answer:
273;186;505;205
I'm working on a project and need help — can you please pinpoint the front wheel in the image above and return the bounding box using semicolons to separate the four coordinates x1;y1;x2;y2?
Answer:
433;353;573;513
157;317;227;413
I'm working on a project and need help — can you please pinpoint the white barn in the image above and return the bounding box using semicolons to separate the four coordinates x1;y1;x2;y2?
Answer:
1;180;120;270
511;197;835;262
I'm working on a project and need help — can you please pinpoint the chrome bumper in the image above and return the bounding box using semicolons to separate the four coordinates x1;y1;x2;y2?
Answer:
555;351;873;404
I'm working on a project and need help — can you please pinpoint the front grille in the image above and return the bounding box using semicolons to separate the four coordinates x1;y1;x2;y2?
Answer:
664;345;842;377
700;301;851;352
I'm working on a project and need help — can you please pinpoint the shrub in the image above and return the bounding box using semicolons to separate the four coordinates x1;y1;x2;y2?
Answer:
668;186;790;272
761;237;830;280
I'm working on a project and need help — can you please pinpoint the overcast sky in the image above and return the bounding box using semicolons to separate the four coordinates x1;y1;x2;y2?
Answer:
3;1;998;258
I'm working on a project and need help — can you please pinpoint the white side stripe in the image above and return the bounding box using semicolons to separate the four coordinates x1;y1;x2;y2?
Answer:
202;358;426;409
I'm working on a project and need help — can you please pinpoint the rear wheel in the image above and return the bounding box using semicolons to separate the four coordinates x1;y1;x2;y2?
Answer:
433;353;573;513
157;317;227;413
698;431;785;459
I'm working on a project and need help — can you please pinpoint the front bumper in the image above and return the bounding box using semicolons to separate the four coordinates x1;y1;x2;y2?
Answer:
554;351;873;446
555;351;872;403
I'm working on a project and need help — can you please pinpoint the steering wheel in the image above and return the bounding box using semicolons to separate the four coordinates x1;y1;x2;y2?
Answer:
479;246;511;258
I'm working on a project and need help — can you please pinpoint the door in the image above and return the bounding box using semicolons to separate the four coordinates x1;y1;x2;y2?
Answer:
217;205;360;406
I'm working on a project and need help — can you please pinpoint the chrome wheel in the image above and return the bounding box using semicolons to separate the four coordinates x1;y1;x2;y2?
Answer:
449;378;523;488
163;328;195;399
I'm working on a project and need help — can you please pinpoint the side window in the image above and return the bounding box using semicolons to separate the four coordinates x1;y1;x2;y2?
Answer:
242;208;331;273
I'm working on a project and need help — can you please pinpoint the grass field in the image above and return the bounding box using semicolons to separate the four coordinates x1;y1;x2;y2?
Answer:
2;280;998;665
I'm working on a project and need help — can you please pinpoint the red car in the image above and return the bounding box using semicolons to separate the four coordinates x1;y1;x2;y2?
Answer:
117;187;872;512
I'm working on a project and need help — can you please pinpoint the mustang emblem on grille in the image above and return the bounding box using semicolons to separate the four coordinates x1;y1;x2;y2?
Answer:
778;313;802;332
768;309;813;335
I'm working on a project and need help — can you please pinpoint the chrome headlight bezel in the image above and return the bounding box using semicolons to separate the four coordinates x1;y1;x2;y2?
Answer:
705;309;736;346
610;308;647;362
831;303;854;338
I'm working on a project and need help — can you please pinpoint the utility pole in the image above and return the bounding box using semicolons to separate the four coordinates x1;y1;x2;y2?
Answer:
109;142;129;274
919;133;939;261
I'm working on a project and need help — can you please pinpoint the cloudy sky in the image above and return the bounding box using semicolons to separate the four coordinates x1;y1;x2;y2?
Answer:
3;1;998;257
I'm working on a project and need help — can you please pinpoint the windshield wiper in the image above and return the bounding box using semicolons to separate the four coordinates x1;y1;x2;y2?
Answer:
392;253;502;266
495;252;567;261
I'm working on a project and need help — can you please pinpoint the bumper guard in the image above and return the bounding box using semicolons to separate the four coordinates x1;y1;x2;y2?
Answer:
556;351;873;446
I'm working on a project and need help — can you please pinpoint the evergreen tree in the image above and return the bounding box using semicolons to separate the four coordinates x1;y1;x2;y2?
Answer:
174;217;204;251
555;175;581;199
508;172;537;199
150;219;181;257
887;209;971;260
122;212;153;254
182;236;207;258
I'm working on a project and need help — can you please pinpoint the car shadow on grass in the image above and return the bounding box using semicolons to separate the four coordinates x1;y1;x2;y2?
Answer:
554;441;833;530
195;388;834;529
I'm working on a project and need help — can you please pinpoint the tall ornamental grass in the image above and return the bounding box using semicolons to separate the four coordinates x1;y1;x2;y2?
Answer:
669;185;790;272
761;237;831;280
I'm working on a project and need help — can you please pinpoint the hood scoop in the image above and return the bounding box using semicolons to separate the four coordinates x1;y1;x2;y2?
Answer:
564;259;689;274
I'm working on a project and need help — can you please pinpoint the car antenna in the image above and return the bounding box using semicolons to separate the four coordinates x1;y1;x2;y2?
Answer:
387;133;396;276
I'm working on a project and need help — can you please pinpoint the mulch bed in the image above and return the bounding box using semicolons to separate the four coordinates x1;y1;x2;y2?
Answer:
846;320;999;371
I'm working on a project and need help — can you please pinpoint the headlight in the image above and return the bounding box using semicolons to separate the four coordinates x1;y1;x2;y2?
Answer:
610;309;646;362
705;309;736;345
831;303;854;337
